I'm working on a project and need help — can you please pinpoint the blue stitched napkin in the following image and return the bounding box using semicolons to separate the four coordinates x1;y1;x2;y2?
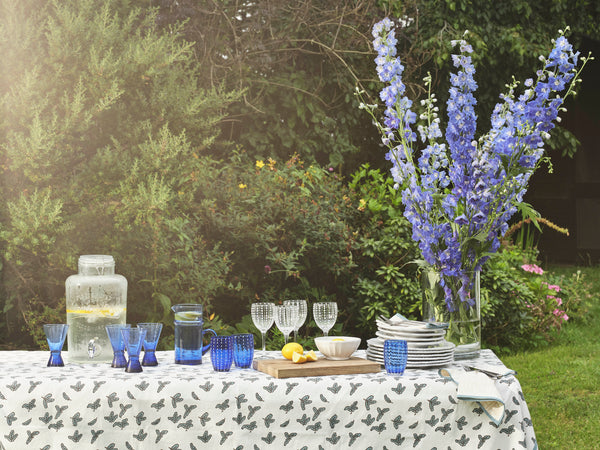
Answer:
439;368;505;425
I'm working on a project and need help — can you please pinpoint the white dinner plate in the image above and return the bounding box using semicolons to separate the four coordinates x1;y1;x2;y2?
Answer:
375;330;446;342
376;323;446;337
368;338;455;354
367;347;454;361
365;352;454;369
367;346;454;357
365;346;383;356
408;353;454;363
368;336;454;347
367;337;385;349
376;318;447;330
365;351;383;363
368;337;455;351
406;358;453;368
376;329;446;339
407;340;455;352
408;350;455;358
377;328;446;339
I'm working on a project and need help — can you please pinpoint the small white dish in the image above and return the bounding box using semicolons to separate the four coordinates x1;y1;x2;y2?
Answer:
314;336;361;360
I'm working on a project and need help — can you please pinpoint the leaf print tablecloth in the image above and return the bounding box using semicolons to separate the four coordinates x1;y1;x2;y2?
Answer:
0;349;536;449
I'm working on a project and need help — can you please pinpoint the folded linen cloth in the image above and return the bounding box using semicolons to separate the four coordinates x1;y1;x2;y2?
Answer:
461;362;516;378
439;368;506;425
386;313;448;330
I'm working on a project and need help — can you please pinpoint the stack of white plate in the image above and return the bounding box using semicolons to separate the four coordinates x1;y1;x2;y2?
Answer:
366;318;455;368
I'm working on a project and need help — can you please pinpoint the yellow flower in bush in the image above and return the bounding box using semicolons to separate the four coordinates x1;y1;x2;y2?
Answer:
238;183;247;189
256;160;265;169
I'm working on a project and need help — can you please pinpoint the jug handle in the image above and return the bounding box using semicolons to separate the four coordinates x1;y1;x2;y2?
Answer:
201;328;217;355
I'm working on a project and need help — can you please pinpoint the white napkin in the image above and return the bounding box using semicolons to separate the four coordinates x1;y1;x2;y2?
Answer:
439;368;505;425
387;313;410;323
386;314;448;330
460;362;516;378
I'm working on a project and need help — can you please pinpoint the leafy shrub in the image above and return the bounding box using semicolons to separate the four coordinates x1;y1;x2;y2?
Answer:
195;162;422;349
519;263;570;337
202;151;358;333
545;267;594;323
345;166;422;340
0;0;240;348
481;244;588;352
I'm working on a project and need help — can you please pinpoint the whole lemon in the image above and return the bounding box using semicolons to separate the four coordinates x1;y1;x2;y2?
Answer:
281;342;303;360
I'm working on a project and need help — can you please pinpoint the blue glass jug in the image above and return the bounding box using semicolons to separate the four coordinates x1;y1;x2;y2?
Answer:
172;304;216;365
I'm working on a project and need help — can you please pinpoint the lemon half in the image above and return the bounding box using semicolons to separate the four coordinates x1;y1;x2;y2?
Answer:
292;351;307;364
305;350;318;362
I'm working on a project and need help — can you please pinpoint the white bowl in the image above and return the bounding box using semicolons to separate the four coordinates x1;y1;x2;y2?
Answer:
314;336;361;360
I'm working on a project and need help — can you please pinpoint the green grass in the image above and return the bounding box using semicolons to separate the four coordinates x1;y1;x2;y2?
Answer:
502;267;600;449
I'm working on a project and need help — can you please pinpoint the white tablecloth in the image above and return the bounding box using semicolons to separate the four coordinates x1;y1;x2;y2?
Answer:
0;349;536;449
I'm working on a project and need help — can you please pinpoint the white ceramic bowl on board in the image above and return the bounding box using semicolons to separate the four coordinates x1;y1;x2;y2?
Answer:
314;336;361;360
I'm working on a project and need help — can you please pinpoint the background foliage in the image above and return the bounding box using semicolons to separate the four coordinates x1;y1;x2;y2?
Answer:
0;0;240;345
0;0;597;349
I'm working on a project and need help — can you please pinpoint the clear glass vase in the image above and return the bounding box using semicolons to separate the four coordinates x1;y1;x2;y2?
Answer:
422;268;481;359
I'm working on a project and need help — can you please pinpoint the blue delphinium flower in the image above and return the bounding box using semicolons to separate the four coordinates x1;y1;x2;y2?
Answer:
362;19;589;311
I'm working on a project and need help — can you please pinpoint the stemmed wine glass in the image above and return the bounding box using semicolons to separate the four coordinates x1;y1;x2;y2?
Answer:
274;304;299;345
251;302;275;356
313;302;338;336
283;299;307;342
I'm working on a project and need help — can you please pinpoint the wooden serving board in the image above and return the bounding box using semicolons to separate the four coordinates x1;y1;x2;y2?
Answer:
253;357;381;379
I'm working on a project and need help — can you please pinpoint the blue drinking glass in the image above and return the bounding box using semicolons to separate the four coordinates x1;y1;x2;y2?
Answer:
121;327;147;373
43;324;69;367
233;333;254;369
106;324;132;368
384;339;408;375
137;323;163;366
210;335;234;372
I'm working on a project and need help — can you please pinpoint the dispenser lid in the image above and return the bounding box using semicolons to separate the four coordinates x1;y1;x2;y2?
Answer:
78;255;116;274
79;255;115;266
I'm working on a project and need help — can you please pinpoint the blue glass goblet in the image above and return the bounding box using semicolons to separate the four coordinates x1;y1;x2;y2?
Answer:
210;336;233;372
43;324;69;367
233;333;254;369
138;322;163;366
384;339;408;375
106;324;132;368
121;327;147;373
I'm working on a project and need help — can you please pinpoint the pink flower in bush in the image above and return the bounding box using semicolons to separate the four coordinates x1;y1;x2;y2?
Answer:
521;264;544;275
547;284;561;292
547;295;563;306
553;309;569;321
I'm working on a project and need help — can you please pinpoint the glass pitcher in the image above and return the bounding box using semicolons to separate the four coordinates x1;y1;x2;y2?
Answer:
66;255;127;363
172;304;216;365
